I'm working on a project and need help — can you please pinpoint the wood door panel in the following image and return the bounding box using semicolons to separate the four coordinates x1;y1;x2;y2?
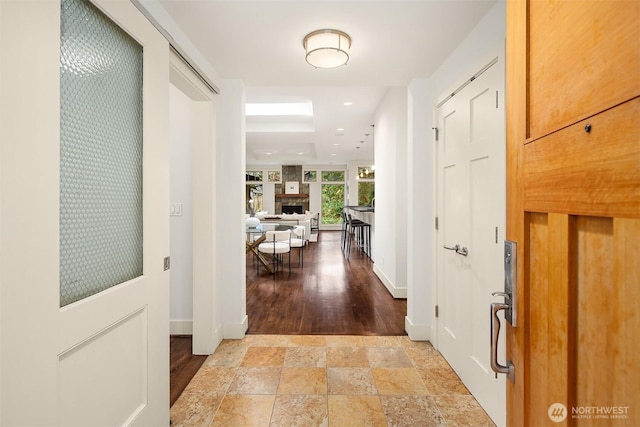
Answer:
527;213;571;424
524;98;640;218
574;217;640;424
525;215;640;425
528;0;640;139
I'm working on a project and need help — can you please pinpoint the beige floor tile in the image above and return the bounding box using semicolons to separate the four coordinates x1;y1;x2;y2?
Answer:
361;335;402;347
325;335;364;347
418;366;470;395
380;395;447;427
243;334;291;347
183;366;237;394
227;367;281;395
210;394;275;427
326;346;369;367
327;367;377;395
435;395;495;427
404;346;451;369
398;336;436;350
241;346;286;367
218;338;250;349
284;347;326;367
174;335;494;427
270;395;328;427
287;335;327;347
204;344;248;367
366;347;414;368
170;389;223;427
372;368;429;395
278;367;327;395
328;395;387;426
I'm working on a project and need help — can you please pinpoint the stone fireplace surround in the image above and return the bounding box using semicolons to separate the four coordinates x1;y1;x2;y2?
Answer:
275;165;309;214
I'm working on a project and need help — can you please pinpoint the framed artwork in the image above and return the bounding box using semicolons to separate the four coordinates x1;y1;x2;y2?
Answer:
285;181;299;194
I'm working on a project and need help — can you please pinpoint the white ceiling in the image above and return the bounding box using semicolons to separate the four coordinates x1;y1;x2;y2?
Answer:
158;0;497;166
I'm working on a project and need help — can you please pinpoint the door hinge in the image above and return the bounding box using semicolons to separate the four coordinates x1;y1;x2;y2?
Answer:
432;127;439;141
435;305;439;318
496;90;499;108
164;256;170;271
435;217;439;230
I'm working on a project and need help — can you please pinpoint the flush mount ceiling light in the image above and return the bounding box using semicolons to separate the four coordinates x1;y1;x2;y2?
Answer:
303;29;351;68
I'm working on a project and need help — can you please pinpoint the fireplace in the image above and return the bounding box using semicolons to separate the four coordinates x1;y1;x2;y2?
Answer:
282;205;303;214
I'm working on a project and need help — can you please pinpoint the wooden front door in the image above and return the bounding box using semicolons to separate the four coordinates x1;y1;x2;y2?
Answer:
506;0;639;426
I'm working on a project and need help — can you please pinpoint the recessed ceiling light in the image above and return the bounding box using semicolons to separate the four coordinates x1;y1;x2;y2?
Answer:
343;101;353;106
298;152;304;155
333;143;340;146
331;153;337;156
336;128;344;132
266;152;272;155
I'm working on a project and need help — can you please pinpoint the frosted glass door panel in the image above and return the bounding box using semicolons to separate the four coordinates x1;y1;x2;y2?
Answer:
60;0;143;307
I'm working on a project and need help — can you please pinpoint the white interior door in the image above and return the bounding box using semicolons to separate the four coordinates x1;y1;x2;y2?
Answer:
1;1;169;425
436;54;506;426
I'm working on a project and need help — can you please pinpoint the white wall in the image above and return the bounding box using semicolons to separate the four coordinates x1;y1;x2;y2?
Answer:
373;87;408;298
405;0;506;340
216;80;248;338
405;78;434;340
169;84;194;333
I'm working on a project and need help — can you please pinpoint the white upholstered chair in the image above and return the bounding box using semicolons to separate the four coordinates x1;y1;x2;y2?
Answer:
286;225;306;267
258;230;291;273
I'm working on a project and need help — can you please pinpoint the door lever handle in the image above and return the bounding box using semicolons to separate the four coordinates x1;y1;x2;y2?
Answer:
492;291;510;300
443;244;468;256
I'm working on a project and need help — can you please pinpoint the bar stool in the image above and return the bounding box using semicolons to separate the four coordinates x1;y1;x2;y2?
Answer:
344;212;371;258
341;209;361;253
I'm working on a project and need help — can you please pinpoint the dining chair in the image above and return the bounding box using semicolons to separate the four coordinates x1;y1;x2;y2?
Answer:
257;230;291;273
286;225;306;267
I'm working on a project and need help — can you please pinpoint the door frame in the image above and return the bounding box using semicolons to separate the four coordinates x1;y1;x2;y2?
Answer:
169;51;219;354
432;42;507;426
432;41;506;350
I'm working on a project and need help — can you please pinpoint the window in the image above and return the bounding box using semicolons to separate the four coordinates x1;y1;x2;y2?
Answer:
358;181;375;206
303;170;317;182
320;170;345;224
357;165;375;206
321;184;344;224
357;166;375;180
246;184;263;214
321;171;345;182
268;170;281;182
246;170;263;181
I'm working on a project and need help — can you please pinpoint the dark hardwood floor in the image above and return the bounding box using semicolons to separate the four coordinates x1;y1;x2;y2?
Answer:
171;230;407;406
170;335;207;407
246;230;407;335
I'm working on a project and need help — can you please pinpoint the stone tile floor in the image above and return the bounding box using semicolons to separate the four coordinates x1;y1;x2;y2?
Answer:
170;335;496;426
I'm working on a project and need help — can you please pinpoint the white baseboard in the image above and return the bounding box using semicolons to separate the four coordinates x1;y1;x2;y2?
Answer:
405;316;430;341
373;264;407;299
170;319;193;335
223;315;249;339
